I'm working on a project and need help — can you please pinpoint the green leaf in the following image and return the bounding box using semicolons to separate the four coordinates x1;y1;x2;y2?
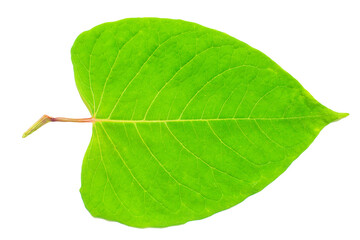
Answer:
70;18;347;228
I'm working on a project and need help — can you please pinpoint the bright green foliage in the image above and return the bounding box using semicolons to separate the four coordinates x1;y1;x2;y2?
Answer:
71;18;347;228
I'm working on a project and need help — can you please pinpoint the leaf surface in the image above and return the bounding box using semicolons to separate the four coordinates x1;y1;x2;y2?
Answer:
71;18;347;227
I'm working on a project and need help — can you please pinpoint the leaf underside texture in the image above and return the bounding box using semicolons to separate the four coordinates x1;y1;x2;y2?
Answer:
71;18;347;228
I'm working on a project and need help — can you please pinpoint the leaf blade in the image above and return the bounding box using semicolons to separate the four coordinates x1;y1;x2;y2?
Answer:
72;18;347;227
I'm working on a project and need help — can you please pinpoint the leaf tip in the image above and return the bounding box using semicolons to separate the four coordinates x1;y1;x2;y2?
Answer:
334;112;349;122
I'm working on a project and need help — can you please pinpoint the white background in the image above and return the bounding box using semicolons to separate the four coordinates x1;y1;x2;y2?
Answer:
1;0;359;239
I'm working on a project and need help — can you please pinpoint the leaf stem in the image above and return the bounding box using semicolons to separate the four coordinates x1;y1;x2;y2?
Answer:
22;115;94;138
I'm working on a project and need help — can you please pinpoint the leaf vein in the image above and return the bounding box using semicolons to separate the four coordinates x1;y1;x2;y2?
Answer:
254;120;285;149
95;31;141;116
94;127;131;213
206;121;258;166
143;44;235;120
178;65;259;119
165;122;247;182
107;30;196;119
99;123;169;209
133;123;213;201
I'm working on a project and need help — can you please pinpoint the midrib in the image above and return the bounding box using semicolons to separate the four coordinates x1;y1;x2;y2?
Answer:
93;115;330;123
